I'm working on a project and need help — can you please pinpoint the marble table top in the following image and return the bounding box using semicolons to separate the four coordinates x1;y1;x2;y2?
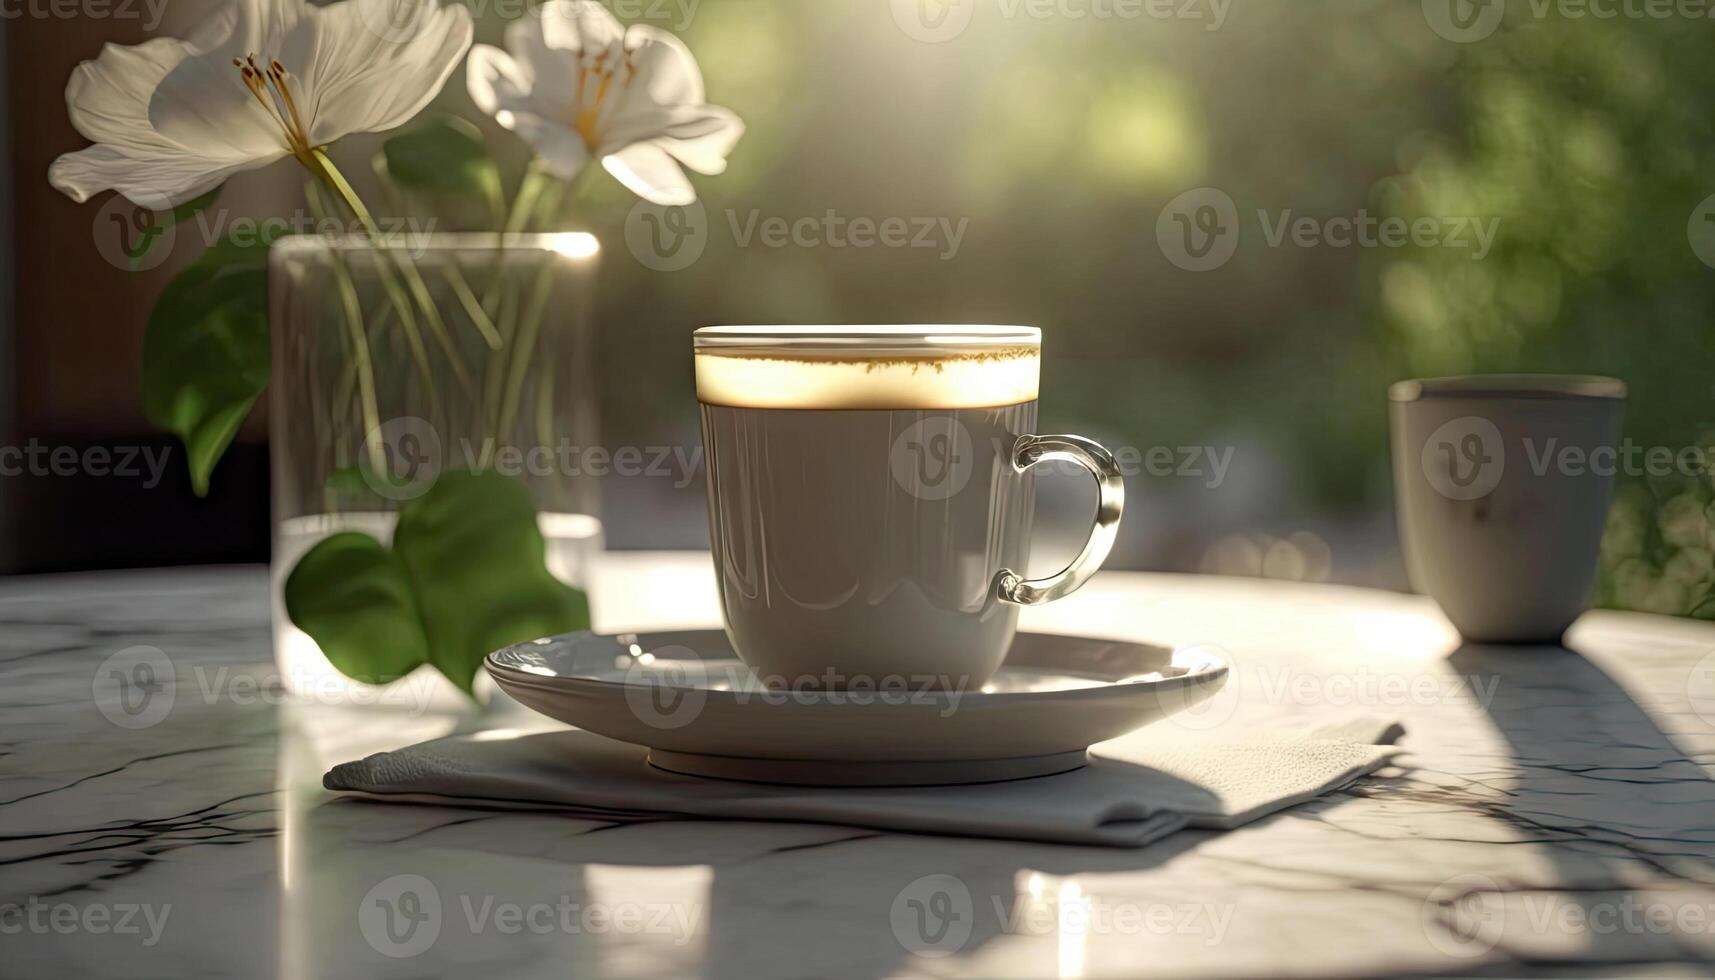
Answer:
5;554;1715;978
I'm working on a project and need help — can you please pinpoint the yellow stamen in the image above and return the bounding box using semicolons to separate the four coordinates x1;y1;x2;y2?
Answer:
570;45;638;151
234;52;316;165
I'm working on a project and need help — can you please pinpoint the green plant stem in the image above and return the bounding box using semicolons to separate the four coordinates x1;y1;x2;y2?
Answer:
482;283;520;449
304;178;413;453
444;265;503;349
487;162;599;444
473;159;558;323
334;264;386;477
494;252;558;441
505;159;555;235
306;164;440;419
313;149;481;407
367;157;506;354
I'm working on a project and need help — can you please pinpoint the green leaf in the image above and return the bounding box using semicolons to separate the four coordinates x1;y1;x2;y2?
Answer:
382;116;505;217
140;231;277;496
282;471;590;696
394;471;591;693
283;533;430;684
127;186;223;270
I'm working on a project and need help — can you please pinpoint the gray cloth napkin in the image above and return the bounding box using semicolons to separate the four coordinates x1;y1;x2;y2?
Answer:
324;717;1404;847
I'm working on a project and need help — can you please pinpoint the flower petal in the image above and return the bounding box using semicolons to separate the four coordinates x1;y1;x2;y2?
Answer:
147;0;300;161
65;38;191;153
508;114;589;180
50;142;272;207
653;106;744;175
601;103;741;172
292;0;474;144
538;0;624;53
623;25;704;107
465;43;529;118
500;13;580;118
602;142;694;206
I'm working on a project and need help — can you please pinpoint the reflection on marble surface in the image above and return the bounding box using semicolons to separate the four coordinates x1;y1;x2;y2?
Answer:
3;556;1715;977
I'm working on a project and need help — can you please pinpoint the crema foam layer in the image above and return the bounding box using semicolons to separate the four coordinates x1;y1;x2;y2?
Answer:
694;349;1040;409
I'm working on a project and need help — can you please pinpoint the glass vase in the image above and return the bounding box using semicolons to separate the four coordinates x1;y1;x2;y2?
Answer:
268;233;603;712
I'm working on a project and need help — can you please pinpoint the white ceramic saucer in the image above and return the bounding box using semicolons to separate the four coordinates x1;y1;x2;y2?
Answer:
486;629;1228;786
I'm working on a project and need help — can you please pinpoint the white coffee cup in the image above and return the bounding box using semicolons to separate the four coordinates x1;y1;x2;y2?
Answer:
1389;374;1625;643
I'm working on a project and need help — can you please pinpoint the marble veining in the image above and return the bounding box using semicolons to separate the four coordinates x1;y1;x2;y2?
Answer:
3;559;1714;978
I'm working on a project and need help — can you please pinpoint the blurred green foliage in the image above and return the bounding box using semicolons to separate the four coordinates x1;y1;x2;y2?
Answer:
424;0;1715;612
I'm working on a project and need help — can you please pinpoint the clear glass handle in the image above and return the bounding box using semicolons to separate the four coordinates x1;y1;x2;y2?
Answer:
995;434;1126;606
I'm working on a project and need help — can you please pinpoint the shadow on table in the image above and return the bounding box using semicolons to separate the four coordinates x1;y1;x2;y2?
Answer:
1441;642;1715;953
299;747;1242;978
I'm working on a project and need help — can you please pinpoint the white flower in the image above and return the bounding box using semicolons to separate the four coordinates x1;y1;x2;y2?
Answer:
466;0;743;206
50;0;473;207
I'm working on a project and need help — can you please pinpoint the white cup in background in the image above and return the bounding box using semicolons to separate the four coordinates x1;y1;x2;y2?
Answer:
1390;374;1626;643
